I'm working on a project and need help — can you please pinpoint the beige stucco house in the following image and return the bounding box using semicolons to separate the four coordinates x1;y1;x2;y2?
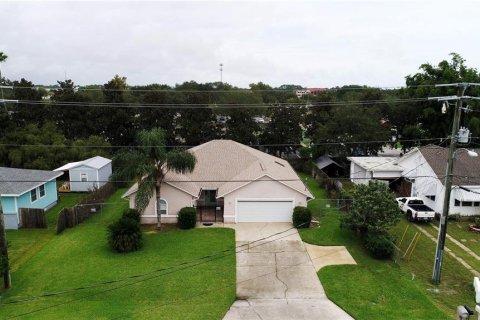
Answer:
123;140;314;224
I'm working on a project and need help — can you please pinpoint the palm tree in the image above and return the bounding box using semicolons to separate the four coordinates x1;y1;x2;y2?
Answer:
0;52;7;81
112;128;196;228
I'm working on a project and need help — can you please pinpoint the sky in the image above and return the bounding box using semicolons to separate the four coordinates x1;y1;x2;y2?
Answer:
0;1;479;88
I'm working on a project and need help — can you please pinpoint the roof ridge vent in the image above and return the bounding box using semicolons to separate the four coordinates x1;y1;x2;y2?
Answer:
260;162;267;171
274;160;285;167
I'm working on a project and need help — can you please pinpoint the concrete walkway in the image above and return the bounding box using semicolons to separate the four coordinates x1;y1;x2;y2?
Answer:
304;244;357;272
414;224;480;276
223;223;353;320
429;223;480;261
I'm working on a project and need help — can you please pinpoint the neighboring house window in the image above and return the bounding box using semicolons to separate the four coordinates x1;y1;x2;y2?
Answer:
159;199;167;215
81;173;88;182
30;189;37;202
39;184;46;198
454;199;476;207
426;195;436;201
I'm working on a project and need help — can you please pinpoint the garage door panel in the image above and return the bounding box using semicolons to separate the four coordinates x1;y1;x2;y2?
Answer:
237;200;293;222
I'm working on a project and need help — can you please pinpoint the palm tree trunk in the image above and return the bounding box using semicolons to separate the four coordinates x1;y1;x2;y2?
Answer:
156;182;162;230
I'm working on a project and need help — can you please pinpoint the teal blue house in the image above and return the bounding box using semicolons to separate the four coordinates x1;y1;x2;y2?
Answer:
0;167;63;229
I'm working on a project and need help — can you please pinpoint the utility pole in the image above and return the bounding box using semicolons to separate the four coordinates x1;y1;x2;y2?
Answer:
0;52;12;288
429;83;480;284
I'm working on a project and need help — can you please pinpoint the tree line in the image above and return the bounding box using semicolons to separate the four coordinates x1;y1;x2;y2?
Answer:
0;53;479;171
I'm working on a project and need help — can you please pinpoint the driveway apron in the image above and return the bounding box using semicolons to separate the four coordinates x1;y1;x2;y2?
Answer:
223;223;353;320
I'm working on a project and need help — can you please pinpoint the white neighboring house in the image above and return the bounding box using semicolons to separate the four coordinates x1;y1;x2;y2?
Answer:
348;146;480;216
54;156;112;192
347;157;404;185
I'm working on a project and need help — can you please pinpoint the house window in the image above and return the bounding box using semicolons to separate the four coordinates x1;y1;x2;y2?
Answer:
462;201;473;207
80;173;88;182
39;184;46;198
159;199;167;215
474;202;480;207
454;199;461;206
426;195;436;201
30;189;37;202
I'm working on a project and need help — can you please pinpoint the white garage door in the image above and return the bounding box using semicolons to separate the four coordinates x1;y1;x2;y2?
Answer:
236;200;294;222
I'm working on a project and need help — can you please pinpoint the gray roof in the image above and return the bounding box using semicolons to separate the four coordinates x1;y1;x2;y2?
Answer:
54;156;111;171
315;155;343;170
124;140;313;199
419;146;480;186
0;167;63;196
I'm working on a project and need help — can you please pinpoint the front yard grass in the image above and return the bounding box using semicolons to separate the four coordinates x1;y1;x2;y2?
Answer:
0;189;236;319
443;221;480;254
6;193;85;272
421;222;480;277
298;173;474;320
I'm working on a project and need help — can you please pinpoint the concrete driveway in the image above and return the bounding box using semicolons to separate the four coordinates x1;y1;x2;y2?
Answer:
223;223;353;320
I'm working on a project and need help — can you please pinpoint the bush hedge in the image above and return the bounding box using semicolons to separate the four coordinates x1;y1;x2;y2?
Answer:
293;206;312;228
364;232;395;259
475;217;480;228
178;207;196;229
107;216;143;253
122;208;141;223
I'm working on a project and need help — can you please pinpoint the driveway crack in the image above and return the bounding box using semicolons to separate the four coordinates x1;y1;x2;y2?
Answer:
275;252;289;300
247;300;264;320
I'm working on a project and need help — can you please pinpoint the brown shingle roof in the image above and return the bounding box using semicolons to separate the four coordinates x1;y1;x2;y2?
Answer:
123;140;313;199
419;145;480;186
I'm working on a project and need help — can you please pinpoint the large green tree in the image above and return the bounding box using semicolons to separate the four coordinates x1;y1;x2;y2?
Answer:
224;109;260;145
313;104;391;158
261;105;305;155
174;81;220;145
112;128;196;228
100;75;136;146
11;78;48;126
0;122;70;169
405;53;480;138
51;79;98;139
341;181;401;235
132;84;179;144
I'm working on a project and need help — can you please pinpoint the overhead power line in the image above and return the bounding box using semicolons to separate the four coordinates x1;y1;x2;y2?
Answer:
4;225;302;319
11;97;429;108
0;84;439;93
2;223;300;305
0;137;450;149
110;230;353;320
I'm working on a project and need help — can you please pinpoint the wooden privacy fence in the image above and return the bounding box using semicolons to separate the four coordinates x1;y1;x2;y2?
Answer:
56;183;117;234
57;204;103;234
20;208;47;228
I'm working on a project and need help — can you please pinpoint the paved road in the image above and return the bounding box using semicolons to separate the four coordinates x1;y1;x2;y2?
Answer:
223;223;353;320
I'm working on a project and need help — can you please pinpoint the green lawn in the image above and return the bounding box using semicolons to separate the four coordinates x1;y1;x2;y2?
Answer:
298;173;467;320
443;221;480;254
421;222;480;277
45;193;85;227
6;193;85;272
0;189;236;319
